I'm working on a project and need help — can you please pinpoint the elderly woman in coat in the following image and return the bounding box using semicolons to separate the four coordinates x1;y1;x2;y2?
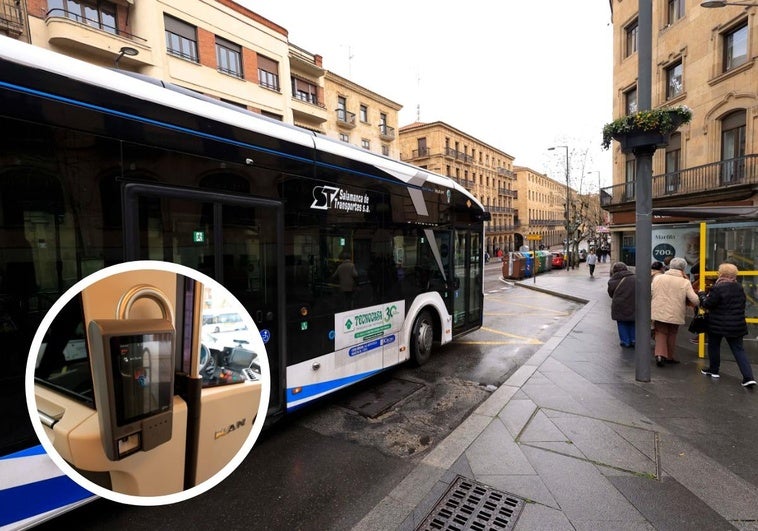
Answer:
608;262;636;347
699;263;756;387
651;256;700;366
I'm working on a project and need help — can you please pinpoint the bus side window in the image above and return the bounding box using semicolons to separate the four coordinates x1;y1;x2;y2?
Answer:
36;294;93;402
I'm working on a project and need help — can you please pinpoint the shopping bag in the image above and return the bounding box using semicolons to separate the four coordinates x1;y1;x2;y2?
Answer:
688;310;708;334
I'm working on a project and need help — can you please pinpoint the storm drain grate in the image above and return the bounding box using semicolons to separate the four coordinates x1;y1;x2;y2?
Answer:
416;475;525;531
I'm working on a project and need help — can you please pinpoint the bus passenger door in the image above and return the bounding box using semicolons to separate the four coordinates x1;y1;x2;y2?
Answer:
123;184;284;419
452;228;483;333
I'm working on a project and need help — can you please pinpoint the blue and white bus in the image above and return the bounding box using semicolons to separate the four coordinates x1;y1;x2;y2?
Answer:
0;36;488;528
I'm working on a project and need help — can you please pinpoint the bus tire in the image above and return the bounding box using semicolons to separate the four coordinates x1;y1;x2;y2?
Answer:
410;310;434;366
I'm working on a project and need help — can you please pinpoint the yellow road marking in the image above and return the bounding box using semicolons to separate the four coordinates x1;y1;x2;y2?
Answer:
454;326;544;345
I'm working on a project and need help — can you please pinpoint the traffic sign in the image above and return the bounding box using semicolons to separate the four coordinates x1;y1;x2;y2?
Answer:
526;234;542;241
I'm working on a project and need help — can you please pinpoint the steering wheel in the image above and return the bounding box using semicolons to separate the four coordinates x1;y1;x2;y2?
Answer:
199;343;216;376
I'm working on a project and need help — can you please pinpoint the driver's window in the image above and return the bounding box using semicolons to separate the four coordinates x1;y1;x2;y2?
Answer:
198;286;260;387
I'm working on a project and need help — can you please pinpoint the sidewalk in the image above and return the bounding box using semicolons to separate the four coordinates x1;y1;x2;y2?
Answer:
356;261;758;530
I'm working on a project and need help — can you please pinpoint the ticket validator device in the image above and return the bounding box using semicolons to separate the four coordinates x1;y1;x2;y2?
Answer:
88;286;176;461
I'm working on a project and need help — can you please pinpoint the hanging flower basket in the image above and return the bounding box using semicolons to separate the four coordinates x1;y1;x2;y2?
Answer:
601;106;692;153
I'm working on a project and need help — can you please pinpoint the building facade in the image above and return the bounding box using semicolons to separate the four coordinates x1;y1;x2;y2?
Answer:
513;167;574;251
605;1;757;262
398;121;517;255
324;71;402;159
10;0;399;156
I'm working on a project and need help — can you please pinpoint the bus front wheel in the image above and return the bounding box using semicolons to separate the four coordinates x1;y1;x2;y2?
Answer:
410;310;434;366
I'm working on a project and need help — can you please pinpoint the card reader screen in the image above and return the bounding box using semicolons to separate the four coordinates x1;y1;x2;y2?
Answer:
109;333;173;426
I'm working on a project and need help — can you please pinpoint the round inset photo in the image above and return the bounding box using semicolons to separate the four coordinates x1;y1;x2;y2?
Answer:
26;261;270;506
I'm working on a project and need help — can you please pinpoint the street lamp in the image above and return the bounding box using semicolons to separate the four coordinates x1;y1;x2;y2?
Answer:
548;145;570;268
701;1;758;7
114;46;138;69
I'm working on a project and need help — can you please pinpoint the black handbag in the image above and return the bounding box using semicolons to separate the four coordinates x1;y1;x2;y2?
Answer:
688;309;708;335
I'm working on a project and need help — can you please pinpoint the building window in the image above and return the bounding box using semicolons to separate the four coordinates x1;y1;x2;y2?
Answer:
723;22;748;72
260;110;282;121
361;139;370;150
625;19;638;58
665;61;683;100
339;133;349;143
379;112;388;135
220;98;246;109
359;105;368;123
720;110;746;184
416;137;428;157
257;55;280;91
382;144;390;156
48;0;117;34
215;36;242;78
336;96;347;121
165;14;198;62
292;78;318;104
667;0;684;25
664;133;681;193
624;87;638;115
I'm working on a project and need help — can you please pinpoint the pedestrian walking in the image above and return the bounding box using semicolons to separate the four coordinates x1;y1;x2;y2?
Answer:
699;263;756;387
651;257;700;366
651;261;665;277
608;262;635;347
586;249;598;277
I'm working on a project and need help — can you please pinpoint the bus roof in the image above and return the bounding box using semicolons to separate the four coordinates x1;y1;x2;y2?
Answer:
0;36;485;213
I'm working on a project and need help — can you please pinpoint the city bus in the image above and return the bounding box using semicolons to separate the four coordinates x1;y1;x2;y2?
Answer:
0;36;488;527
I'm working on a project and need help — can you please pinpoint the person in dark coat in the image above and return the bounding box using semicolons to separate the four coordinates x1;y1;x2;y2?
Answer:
608;262;636;348
699;262;756;387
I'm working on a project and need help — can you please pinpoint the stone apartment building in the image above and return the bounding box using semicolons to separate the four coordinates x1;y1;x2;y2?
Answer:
513;167;576;251
1;0;400;157
605;0;758;260
398;121;518;255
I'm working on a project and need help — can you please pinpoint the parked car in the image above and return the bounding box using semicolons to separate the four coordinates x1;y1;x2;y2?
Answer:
551;253;565;269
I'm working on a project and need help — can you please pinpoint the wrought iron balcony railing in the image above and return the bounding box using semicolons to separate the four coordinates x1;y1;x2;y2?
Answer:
600;154;758;207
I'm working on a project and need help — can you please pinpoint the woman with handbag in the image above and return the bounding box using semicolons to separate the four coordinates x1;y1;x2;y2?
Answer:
699;263;756;387
651;257;700;366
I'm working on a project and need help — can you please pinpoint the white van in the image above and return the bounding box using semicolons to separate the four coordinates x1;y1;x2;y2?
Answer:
202;311;247;334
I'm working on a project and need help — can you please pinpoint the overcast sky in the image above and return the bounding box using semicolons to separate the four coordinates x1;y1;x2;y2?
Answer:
245;2;614;193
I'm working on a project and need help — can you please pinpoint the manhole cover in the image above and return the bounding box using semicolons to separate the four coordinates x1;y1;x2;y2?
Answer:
340;377;424;418
416;475;525;531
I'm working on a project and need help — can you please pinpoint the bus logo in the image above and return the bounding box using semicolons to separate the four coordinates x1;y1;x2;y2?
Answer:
311;186;340;210
214;418;247;439
311;186;371;213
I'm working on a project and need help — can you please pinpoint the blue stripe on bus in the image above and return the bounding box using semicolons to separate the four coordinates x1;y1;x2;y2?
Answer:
286;369;383;407
0;444;47;459
0;475;93;527
0;80;422;190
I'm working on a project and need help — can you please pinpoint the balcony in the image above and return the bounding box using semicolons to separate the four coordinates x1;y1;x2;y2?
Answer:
291;93;328;128
405;147;431;160
601;155;758;210
528;219;561;227
499;188;518;199
497;167;516;179
335;109;356;129
0;0;24;37
379;124;395;141
45;8;151;65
